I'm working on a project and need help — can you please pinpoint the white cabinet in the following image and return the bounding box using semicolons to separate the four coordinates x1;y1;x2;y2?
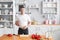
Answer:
42;2;57;14
0;2;13;28
41;0;59;24
0;1;14;35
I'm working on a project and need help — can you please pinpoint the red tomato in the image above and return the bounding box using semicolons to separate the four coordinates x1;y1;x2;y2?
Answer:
31;34;41;40
35;35;41;39
31;34;35;39
37;35;41;38
37;38;40;40
7;34;13;37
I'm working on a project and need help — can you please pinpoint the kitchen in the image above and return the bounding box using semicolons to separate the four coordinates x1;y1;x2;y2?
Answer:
0;0;60;40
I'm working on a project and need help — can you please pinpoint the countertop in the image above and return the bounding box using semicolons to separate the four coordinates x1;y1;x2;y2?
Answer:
0;34;53;40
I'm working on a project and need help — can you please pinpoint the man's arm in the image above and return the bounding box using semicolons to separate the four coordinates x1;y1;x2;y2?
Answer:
15;21;20;26
28;21;31;26
15;20;27;30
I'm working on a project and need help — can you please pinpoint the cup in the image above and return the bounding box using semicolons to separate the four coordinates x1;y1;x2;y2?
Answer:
10;11;13;15
5;10;9;15
0;24;3;27
4;4;8;8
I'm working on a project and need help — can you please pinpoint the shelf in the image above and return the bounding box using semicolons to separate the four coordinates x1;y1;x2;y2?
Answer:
42;13;57;14
43;7;57;9
0;14;13;15
0;27;13;29
42;2;57;4
42;1;57;15
29;7;39;9
0;8;13;10
0;27;4;28
0;2;13;4
31;24;60;26
0;1;13;28
15;1;26;5
0;21;13;22
43;7;57;8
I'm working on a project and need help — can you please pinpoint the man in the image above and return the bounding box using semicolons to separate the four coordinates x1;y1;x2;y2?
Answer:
15;5;31;35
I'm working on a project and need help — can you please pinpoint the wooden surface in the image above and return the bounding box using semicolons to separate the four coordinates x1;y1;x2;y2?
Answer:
0;35;53;40
0;35;32;40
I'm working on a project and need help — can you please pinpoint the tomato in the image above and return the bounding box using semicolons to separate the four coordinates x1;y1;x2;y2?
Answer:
7;34;13;37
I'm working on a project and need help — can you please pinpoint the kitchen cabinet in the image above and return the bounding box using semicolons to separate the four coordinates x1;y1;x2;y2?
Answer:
42;2;57;14
0;1;14;36
0;1;13;28
41;0;59;24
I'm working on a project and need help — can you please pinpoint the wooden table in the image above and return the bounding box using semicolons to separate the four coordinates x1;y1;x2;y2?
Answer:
0;35;53;40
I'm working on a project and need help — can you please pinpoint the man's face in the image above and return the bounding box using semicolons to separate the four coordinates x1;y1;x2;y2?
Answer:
20;8;25;14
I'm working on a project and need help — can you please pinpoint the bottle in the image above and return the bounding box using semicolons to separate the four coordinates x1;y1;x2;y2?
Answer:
49;20;52;24
43;20;49;24
52;20;56;24
10;11;13;15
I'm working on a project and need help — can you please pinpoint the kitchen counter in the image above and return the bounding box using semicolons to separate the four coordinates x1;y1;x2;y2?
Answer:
28;25;60;40
0;25;60;40
31;24;60;26
28;25;60;35
0;34;53;40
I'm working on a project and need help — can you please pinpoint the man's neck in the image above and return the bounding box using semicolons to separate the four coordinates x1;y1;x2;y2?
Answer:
20;12;25;15
21;13;25;15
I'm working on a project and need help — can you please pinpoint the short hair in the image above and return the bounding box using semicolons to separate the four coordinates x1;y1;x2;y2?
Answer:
19;5;25;11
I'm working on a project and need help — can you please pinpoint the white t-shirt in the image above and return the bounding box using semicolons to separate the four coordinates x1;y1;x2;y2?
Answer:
16;14;31;28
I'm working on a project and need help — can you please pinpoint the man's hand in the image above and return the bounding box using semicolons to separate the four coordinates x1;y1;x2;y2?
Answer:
28;21;31;26
21;26;27;30
15;21;20;26
21;21;31;30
